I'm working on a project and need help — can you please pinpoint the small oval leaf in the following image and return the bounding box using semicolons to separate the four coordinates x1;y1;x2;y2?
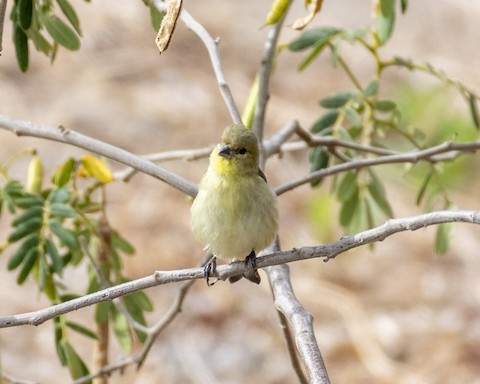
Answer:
319;92;353;109
311;110;340;133
42;11;80;50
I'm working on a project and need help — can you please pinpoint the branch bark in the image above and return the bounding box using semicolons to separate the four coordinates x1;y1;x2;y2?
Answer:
275;140;480;195
1;210;477;329
0;115;198;197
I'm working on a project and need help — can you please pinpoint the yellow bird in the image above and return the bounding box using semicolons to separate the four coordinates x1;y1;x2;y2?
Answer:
190;124;278;285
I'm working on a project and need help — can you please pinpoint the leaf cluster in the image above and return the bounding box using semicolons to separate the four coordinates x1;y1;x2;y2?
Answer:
286;0;478;249
11;0;83;72
0;153;153;381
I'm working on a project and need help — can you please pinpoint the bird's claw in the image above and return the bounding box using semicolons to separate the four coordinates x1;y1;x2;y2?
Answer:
203;256;219;286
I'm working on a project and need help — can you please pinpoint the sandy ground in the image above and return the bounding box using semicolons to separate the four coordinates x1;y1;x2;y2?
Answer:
1;0;480;383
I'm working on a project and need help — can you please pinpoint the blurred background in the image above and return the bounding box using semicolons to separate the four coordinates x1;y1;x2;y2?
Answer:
1;0;480;383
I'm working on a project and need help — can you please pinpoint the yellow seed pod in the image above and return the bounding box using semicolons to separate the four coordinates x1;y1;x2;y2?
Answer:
265;0;289;25
26;154;44;194
80;155;113;184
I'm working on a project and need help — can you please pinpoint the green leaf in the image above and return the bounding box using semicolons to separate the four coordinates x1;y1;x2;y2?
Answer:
15;195;44;209
13;25;29;72
377;10;395;44
47;187;70;204
17;0;33;30
128;290;154;312
112;230;135;255
435;221;454;254
49;219;78;249
367;179;393;217
42;11;80;50
54;318;67;365
288;27;341;51
330;37;339;68
7;235;39;270
416;170;433;206
124;293;151;342
60;340;91;382
27;28;53;55
297;39;330;71
52;158;76;187
111;308;132;352
95;301;112;324
45;238;64;274
311;110;340;133
319;92;353;109
12;205;43;226
50;202;76;218
344;107;362;126
339;188;359;228
374;100;397;112
468;92;480;130
66;321;98;340
400;0;408;13
8;217;42;242
364;80;379;97
149;1;164;30
57;0;82;36
17;247;38;284
309;147;330;187
337;171;358;203
380;0;395;17
38;250;47;291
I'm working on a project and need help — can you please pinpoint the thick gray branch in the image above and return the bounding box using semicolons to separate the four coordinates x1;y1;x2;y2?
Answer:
1;209;478;329
0;115;198;197
268;264;330;384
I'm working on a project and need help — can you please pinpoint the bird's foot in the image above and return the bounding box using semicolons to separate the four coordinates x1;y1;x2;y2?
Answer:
227;251;261;285
203;255;219;286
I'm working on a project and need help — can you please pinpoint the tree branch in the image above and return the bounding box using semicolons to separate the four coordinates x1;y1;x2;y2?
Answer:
0;115;198;197
267;263;330;384
154;0;242;125
2;210;476;326
275;140;480;195
253;1;292;143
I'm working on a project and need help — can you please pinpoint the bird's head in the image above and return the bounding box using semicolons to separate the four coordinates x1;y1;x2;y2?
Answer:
210;124;260;177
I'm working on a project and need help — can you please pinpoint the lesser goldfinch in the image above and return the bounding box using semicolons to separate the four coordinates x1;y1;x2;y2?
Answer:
190;124;278;285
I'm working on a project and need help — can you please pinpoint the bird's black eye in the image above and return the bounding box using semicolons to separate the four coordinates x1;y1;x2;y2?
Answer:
238;148;247;155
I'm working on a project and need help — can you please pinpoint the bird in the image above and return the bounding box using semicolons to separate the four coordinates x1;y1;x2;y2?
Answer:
190;124;278;285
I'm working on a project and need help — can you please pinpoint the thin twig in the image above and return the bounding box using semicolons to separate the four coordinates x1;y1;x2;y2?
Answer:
1;210;479;330
1;372;39;384
275;140;480;195
253;1;292;143
0;115;198;197
382;56;480;101
263;120;398;158
114;146;213;181
154;1;242;124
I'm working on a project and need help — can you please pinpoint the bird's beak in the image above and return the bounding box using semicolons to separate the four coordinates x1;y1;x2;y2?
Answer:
218;144;233;159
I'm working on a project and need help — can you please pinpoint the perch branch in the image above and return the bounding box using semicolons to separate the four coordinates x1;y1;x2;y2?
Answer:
0;210;479;329
0;115;198;197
